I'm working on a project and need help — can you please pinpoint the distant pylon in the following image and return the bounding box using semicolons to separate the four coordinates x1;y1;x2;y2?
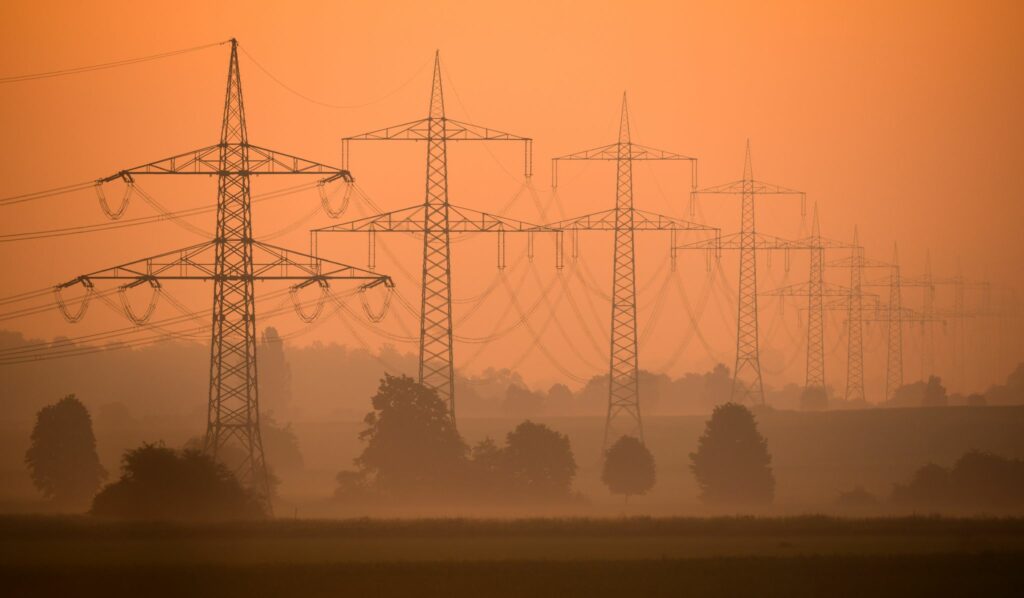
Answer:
885;243;904;401
805;203;825;390
548;94;711;445
419;53;456;411
688;142;804;405
319;52;535;422
845;226;866;403
607;93;641;444
921;251;935;378
734;142;764;403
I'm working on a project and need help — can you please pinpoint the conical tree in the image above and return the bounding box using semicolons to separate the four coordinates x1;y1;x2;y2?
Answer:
689;403;774;505
602;435;656;504
25;394;107;505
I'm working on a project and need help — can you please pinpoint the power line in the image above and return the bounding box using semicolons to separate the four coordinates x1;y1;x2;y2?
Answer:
238;45;431;109
0;40;228;84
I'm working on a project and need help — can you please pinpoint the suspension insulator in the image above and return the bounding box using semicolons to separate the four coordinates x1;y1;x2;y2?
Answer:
118;278;161;325
290;280;329;323
359;284;393;323
54;278;94;323
319;180;353;218
95;180;134;220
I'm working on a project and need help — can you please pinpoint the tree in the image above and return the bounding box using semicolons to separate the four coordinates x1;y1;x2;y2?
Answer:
799;386;828;411
258;327;292;417
602;435;656;504
502;384;544;418
922;376;948;407
503;420;577;499
91;443;263;520
24;395;106;505
689;403;774;505
353;374;468;498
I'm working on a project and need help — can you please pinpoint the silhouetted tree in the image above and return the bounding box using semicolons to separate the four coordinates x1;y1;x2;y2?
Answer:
468;437;506;497
258;327;292;417
503;420;577;499
799;386;828;411
91;443;263;520
689;403;774;505
601;435;656;504
922;376;948;407
502;384;544;418
25;394;106;505
354;374;468;497
835;486;880;509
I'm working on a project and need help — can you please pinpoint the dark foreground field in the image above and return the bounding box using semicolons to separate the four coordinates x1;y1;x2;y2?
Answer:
2;516;1023;597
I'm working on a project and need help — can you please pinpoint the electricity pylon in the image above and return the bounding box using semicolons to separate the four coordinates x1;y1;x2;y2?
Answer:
314;52;541;422
825;227;893;403
54;39;391;506
760;204;856;394
866;252;988;393
852;243;942;401
685;142;804;405
547;93;716;446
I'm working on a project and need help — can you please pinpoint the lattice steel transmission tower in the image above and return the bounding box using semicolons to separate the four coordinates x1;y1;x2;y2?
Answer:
547;93;715;446
315;52;538;421
689;142;804;405
55;40;391;506
884;244;904;400
759;204;856;394
845;227;867;403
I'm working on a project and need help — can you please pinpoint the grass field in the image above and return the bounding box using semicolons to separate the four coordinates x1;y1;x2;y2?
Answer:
2;516;1023;597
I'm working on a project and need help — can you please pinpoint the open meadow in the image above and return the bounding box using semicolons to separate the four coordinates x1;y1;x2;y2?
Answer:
2;516;1024;597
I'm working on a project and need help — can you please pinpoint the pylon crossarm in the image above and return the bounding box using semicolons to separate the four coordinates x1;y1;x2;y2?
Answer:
553;142;619;161
675;231;793;251
59;241;218;283
443;119;531;142
447;205;555;232
827;255;892;269
545;208;714;232
315;203;555;234
765;281;858;297
344;117;529;143
315;205;426;233
695;178;804;196
97;143;351;180
58;240;388;284
251;241;391;283
627;143;697;161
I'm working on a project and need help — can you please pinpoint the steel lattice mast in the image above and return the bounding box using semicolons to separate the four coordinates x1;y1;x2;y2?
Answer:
56;40;392;506
315;52;538;421
689;142;804;405
884;244;904;401
846;227;866;403
758;204;857;395
547;94;715;446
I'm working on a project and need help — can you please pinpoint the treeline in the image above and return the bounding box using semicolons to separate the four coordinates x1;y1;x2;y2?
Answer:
4;328;1023;428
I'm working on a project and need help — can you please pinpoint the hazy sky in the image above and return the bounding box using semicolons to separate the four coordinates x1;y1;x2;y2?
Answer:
1;0;1021;394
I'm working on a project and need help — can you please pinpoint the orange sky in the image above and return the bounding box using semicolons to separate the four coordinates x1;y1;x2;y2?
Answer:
1;0;1022;396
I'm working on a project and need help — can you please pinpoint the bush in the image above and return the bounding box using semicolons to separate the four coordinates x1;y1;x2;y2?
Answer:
891;451;1024;511
91;443;264;521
